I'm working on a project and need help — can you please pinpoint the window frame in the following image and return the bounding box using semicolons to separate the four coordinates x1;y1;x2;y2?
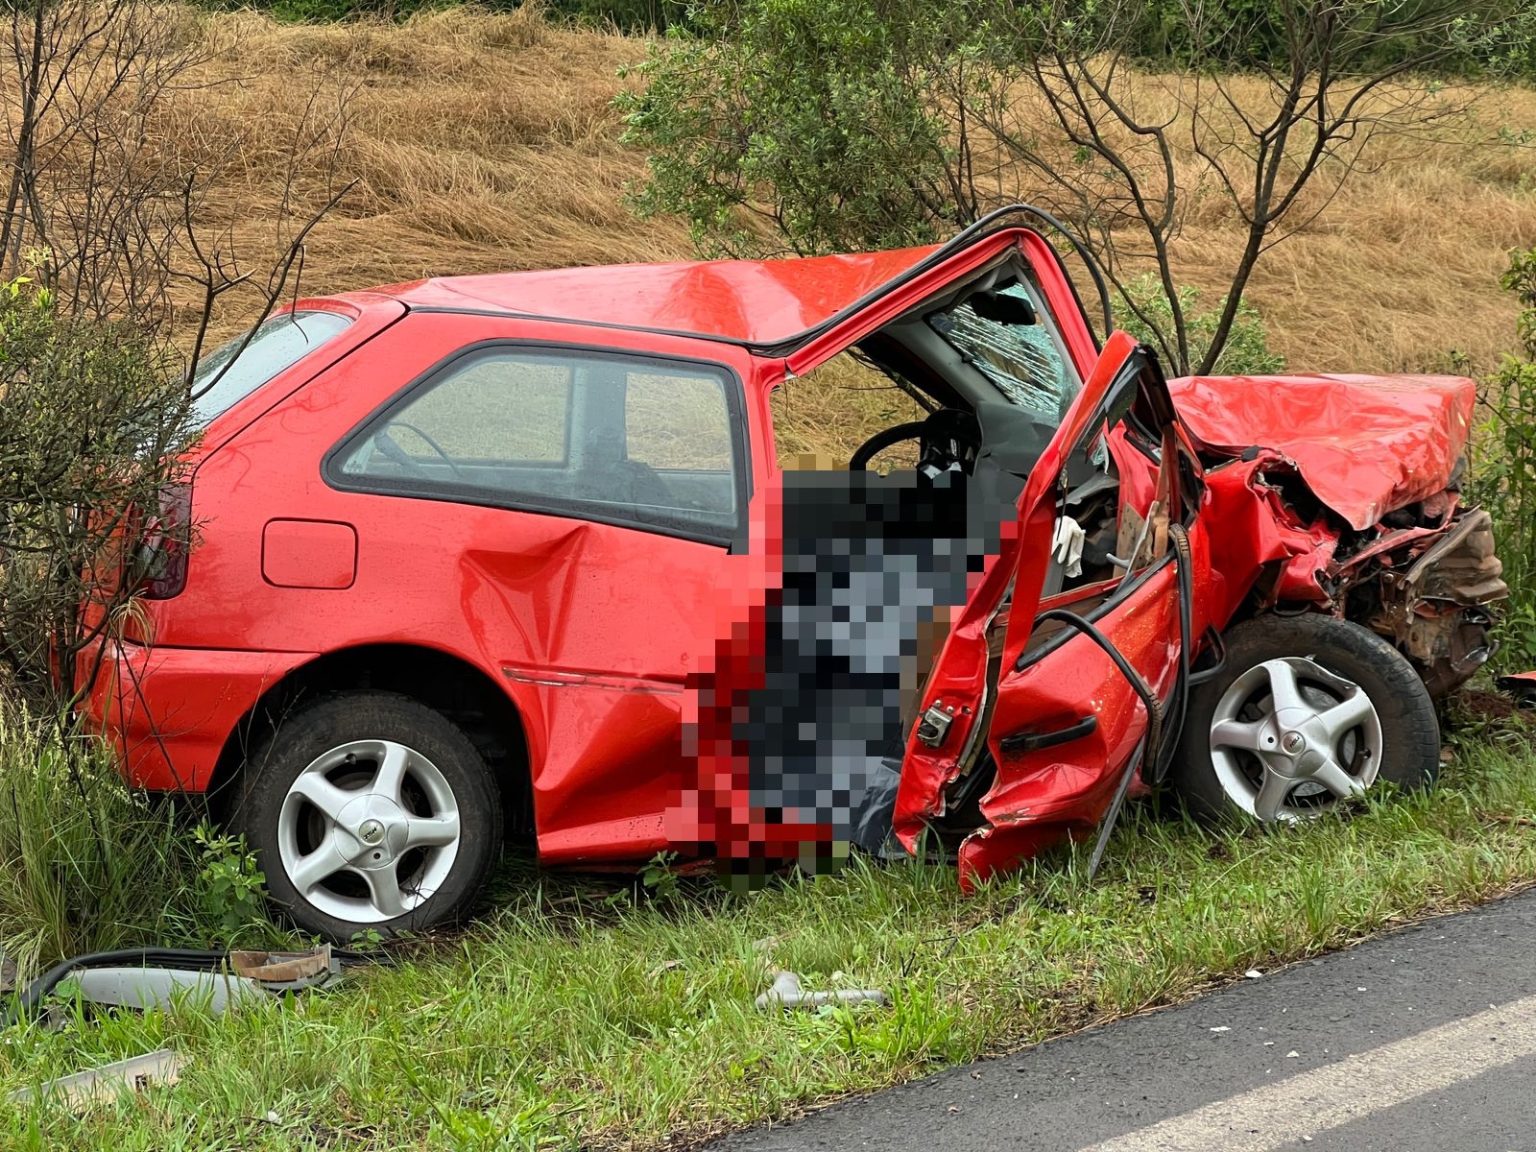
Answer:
323;339;752;551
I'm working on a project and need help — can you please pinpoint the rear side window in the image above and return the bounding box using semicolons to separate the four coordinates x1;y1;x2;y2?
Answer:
192;311;352;423
328;345;746;545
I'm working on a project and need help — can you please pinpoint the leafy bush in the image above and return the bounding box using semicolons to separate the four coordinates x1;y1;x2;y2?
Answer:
0;276;197;698
618;0;961;258
1117;275;1287;377
1472;247;1536;669
1117;0;1533;76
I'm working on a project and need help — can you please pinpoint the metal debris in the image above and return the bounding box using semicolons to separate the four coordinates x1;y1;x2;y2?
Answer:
68;966;266;1016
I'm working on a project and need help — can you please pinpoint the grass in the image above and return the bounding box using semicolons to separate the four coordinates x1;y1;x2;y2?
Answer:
2;710;1534;1149
0;707;205;979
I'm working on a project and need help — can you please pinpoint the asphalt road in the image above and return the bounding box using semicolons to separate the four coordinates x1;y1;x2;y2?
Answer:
710;889;1536;1152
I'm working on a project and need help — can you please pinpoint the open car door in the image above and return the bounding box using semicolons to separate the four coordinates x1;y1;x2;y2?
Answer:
893;331;1213;886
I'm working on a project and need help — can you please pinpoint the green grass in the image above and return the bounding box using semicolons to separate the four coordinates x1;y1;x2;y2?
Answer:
2;710;1535;1150
0;710;203;978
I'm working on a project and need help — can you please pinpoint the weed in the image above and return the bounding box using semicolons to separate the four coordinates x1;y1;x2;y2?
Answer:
641;850;681;902
192;824;270;947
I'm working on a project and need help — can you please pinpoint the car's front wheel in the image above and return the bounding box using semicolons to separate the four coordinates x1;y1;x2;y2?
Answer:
233;692;502;942
1170;613;1439;822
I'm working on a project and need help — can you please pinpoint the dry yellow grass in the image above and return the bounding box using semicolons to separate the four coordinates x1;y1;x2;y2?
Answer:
122;8;1536;457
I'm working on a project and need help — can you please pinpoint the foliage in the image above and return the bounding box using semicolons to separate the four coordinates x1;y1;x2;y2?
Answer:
1118;275;1286;377
0;277;197;696
618;0;965;258
192;824;270;946
1472;247;1536;669
0;0;348;700
1100;0;1534;75
640;849;681;901
180;0;1536;72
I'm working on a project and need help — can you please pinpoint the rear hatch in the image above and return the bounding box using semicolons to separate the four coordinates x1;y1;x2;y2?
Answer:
78;296;405;658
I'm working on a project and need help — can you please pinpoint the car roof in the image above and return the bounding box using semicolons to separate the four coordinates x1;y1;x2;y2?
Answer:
372;246;941;347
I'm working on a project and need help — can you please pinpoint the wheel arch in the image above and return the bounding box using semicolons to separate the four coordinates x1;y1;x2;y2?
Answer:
207;642;535;840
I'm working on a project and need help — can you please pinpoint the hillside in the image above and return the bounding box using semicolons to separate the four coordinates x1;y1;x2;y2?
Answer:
172;8;1536;437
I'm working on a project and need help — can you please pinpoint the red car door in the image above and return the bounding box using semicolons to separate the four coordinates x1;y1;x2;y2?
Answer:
894;331;1213;886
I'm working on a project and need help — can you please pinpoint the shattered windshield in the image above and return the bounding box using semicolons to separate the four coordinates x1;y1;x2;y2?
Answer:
931;281;1080;421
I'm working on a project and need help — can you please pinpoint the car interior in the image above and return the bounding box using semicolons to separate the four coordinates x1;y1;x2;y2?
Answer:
770;256;1179;840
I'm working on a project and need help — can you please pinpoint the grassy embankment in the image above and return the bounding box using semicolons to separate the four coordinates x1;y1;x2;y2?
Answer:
2;8;1536;1148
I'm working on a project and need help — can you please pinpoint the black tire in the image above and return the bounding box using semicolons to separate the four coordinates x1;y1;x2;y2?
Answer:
232;692;502;942
1170;613;1439;822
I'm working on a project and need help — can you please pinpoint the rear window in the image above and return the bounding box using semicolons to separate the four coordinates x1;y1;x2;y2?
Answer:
191;310;352;423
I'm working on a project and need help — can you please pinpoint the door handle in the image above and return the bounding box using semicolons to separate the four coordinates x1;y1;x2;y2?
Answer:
998;714;1098;755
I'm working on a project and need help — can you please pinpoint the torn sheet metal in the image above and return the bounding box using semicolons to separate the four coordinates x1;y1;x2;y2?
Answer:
68;967;267;1016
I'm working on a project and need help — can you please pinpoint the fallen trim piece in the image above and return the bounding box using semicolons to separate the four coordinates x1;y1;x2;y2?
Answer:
9;1048;181;1108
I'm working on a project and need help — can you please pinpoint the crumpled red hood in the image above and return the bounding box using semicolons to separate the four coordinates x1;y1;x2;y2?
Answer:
1168;373;1476;530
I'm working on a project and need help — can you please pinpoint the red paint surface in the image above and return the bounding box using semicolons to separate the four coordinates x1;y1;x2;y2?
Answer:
392;247;939;345
77;230;1477;882
1168;373;1475;531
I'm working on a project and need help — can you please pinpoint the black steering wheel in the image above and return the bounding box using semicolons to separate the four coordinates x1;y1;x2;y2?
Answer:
372;420;467;481
849;409;981;477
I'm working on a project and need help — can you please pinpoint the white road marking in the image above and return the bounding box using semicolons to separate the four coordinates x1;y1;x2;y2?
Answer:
1082;993;1536;1152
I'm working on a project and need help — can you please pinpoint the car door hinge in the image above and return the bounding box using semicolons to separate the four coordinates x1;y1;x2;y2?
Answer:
916;703;955;749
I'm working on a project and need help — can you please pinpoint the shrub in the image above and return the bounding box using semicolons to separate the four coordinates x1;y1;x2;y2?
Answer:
1117;275;1287;377
0;277;197;699
1472;247;1536;669
618;0;961;258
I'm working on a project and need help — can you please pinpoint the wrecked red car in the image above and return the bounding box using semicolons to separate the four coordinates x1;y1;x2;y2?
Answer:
82;206;1506;940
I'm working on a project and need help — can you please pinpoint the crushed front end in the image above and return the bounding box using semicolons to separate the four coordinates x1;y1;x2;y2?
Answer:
1171;372;1508;694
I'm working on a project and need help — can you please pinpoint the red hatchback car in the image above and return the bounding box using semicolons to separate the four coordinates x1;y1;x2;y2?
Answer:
83;208;1506;941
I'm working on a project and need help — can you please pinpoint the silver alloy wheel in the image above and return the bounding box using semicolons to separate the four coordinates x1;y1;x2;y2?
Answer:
1207;655;1383;821
276;738;462;924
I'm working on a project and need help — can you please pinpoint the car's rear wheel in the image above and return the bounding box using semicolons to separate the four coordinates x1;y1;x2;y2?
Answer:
233;692;502;942
1170;613;1439;822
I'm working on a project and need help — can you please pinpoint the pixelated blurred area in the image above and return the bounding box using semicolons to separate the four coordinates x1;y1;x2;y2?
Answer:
673;465;1019;886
